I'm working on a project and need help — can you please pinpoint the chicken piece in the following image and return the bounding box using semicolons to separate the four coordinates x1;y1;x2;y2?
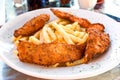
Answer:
50;8;91;28
14;14;50;37
83;24;110;63
87;23;105;32
17;41;86;66
50;9;110;63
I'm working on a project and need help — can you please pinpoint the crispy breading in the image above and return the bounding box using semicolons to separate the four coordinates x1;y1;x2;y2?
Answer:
17;41;86;66
87;23;105;32
50;8;91;28
83;24;110;63
14;14;50;37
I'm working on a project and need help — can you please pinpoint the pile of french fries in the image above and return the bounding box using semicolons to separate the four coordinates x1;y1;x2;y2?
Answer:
23;18;88;45
13;18;88;45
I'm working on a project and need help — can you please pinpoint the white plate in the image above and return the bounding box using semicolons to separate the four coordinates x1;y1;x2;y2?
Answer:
0;8;120;79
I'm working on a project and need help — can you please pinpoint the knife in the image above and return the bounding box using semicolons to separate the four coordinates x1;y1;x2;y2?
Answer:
104;13;120;22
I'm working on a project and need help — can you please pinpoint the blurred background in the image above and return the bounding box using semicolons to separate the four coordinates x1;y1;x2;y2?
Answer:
0;0;120;26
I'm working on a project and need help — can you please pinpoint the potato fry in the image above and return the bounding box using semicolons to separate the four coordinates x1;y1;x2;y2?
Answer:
66;58;84;67
68;34;82;44
46;26;57;41
29;36;40;45
78;34;88;45
51;22;74;44
12;35;22;42
55;18;63;23
60;24;74;34
42;25;52;43
71;22;79;30
39;29;44;43
78;32;86;38
33;30;41;39
66;24;73;28
58;20;70;25
55;31;65;43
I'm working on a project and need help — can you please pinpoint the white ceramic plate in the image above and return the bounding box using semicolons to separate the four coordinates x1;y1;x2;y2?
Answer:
0;8;120;79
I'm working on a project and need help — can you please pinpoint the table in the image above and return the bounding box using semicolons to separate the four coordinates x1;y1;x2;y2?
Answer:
1;0;120;80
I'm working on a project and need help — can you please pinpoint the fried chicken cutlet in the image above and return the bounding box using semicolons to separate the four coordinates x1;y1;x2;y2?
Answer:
17;41;86;66
14;14;50;37
83;24;110;63
50;8;91;28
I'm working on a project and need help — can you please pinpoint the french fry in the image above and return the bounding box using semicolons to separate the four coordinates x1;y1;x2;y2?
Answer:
66;24;73;28
19;37;28;41
59;20;70;25
29;36;40;45
78;32;86;38
60;24;74;34
12;35;22;42
33;30;41;39
66;58;84;67
42;25;52;43
55;31;65;43
55;18;63;23
68;34;85;44
71;22;79;30
46;26;57;41
51;22;74;44
78;34;88;45
39;29;44;43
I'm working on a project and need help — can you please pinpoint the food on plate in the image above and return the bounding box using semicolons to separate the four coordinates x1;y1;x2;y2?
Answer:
13;9;110;67
17;41;86;66
86;23;105;32
50;8;91;28
14;14;50;37
13;18;88;66
83;23;110;63
50;9;110;64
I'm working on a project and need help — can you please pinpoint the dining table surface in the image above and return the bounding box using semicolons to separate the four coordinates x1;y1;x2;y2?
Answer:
0;0;120;80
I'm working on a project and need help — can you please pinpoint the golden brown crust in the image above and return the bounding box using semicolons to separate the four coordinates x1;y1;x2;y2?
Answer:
50;8;91;28
87;23;105;32
17;41;86;66
83;25;110;63
14;14;50;37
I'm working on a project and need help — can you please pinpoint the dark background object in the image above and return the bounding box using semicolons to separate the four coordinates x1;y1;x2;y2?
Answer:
105;13;120;22
27;0;49;11
60;0;71;7
94;0;104;9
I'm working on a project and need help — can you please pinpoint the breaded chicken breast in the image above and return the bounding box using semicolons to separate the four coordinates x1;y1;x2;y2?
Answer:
14;14;50;37
87;23;105;32
17;41;86;66
83;24;110;63
50;8;91;28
